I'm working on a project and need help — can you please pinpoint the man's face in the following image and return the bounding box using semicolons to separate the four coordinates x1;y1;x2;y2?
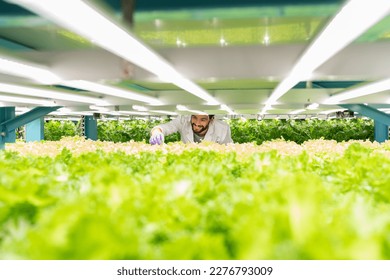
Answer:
191;115;211;135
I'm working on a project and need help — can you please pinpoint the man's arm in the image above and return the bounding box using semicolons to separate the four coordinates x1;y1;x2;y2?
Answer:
149;116;184;145
222;125;233;144
152;116;183;136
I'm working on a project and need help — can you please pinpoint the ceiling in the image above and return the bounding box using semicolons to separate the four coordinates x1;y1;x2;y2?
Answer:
1;0;390;118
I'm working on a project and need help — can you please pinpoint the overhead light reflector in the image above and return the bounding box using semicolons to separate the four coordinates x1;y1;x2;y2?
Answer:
0;94;56;106
261;0;390;114
9;0;219;105
0;57;61;84
0;82;107;105
220;104;235;115
324;78;390;104
62;80;162;105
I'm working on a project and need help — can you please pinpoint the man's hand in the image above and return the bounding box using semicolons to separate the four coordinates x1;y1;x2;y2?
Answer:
149;129;164;145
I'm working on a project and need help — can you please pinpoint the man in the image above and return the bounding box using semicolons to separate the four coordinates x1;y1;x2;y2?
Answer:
149;115;233;145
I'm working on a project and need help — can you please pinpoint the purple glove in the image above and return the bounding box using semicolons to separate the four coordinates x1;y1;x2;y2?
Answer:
149;131;164;145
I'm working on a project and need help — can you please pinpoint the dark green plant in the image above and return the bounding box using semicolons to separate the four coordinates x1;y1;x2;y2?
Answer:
97;119;180;143
44;120;78;141
229;118;374;144
43;118;374;143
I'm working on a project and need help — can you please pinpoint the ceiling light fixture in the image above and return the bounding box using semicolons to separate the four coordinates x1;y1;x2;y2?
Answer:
132;105;148;111
15;106;30;113
259;105;274;115
261;0;390;114
49;111;71;116
58;107;72;113
324;78;390;104
67;111;94;116
0;94;56;106
263;32;270;45
220;37;227;46
150;110;178;115
0;82;108;105
89;105;109;112
176;105;188;111
0;56;158;106
9;0;219;105
175;105;206;115
106;111;121;116
62;80;162;105
306;103;319;110
189;110;209;115
118;111;149;116
289;109;305;114
0;57;61;84
319;109;342;115
220;104;235;115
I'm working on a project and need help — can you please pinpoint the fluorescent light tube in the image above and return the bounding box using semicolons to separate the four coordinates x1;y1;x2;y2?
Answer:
0;57;61;84
106;111;121;116
176;105;188;111
324;78;390;104
175;105;206;114
289;109;305;114
62;80;162;105
306;103;319;110
150;110;178;115
260;104;273;114
133;107;180;116
0;94;56;106
262;0;390;113
118;111;149;116
49;111;94;116
49;111;72;116
89;105;109;112
10;0;219;105
220;104;236;115
58;107;72;113
0;82;108;105
46;117;81;121
188;110;208;115
15;106;30;112
69;111;94;116
319;109;342;114
132;105;148;111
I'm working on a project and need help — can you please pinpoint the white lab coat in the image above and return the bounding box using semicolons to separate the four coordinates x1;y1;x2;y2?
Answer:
154;116;233;144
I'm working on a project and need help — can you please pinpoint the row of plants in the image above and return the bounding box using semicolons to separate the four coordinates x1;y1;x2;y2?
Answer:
37;118;374;143
230;118;374;144
1;138;390;259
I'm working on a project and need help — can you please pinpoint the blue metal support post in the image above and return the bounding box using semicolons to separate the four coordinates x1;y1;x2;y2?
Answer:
84;115;97;140
26;117;44;142
341;104;390;143
374;121;389;143
0;106;61;150
0;107;16;149
0;107;16;143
